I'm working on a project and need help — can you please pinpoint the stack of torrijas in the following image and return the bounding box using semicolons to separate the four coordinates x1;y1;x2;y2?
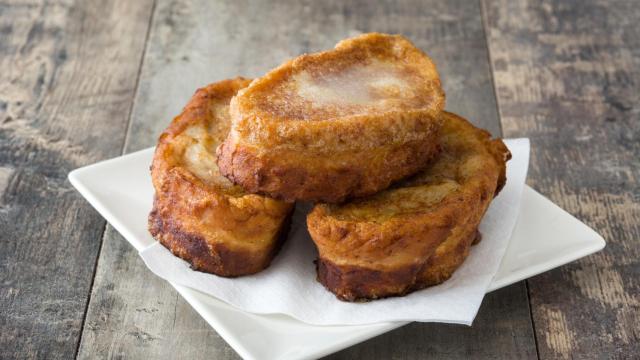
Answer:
149;33;511;301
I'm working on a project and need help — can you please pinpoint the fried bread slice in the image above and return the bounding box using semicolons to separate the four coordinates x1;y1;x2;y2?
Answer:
307;112;511;301
217;33;445;203
149;78;294;277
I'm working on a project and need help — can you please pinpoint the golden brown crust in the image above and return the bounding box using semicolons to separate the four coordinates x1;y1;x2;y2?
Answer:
316;230;481;301
217;33;445;203
149;78;294;277
149;201;291;277
307;112;511;301
217;129;441;203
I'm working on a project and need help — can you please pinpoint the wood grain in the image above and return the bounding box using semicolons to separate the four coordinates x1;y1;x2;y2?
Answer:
0;0;154;359
77;0;537;359
483;0;640;358
76;227;239;359
326;284;537;360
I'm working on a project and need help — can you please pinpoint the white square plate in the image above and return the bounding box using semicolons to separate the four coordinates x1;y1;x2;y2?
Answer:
69;148;605;360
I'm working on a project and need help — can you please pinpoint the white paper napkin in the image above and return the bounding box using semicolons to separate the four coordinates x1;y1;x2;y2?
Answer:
140;139;529;326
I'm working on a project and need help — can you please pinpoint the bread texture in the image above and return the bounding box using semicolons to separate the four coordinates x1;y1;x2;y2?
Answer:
149;78;293;277
307;112;511;301
217;33;445;203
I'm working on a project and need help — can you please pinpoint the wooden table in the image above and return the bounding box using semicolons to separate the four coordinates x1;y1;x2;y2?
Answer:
1;0;638;358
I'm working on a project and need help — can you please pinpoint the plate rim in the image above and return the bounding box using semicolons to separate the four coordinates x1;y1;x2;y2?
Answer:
68;147;606;360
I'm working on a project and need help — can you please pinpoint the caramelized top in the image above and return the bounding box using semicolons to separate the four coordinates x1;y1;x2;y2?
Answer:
322;112;510;221
159;78;252;195
235;33;444;121
178;122;230;188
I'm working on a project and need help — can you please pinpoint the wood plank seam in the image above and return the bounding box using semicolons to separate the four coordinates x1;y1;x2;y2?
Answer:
478;0;505;138
481;0;640;357
121;0;158;155
73;1;158;358
525;280;542;360
0;0;157;357
478;1;539;357
72;221;109;359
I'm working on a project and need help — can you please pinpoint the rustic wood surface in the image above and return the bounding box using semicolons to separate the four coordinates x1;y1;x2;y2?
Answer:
0;0;154;358
1;0;637;359
484;0;640;358
76;0;536;358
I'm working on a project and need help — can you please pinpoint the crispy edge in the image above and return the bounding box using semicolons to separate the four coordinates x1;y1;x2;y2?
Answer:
316;230;482;302
217;132;442;203
149;78;294;277
149;201;292;277
307;112;511;301
217;33;445;203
